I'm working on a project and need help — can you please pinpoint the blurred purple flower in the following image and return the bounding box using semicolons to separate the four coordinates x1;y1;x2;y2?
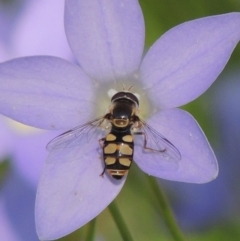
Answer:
0;162;42;241
0;0;239;239
0;0;73;62
162;68;240;231
210;68;240;213
162;177;230;231
0;0;27;54
0;116;58;241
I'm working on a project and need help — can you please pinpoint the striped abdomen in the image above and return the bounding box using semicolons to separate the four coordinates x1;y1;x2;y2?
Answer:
103;130;134;180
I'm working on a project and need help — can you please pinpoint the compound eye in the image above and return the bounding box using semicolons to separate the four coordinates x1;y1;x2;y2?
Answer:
113;119;129;128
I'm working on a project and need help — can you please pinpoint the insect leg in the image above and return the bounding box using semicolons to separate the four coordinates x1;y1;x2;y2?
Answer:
134;131;166;153
98;137;105;148
100;167;106;178
99;137;106;177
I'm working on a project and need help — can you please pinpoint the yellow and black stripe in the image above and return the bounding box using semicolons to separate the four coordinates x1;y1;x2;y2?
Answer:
103;129;134;179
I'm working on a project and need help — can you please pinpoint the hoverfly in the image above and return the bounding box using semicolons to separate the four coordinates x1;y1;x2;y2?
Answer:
47;91;181;179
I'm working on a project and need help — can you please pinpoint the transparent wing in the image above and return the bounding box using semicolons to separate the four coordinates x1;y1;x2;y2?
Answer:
47;116;107;151
134;119;181;161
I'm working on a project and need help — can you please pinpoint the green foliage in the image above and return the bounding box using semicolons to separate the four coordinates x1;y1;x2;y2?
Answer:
0;157;10;186
139;0;240;47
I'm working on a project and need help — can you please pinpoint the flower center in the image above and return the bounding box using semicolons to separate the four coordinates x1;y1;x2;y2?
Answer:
93;77;156;121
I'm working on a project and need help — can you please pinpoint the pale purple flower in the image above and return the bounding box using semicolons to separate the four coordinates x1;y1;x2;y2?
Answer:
0;0;73;62
0;0;240;240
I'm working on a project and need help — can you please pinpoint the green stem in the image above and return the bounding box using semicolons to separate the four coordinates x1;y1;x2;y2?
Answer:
147;176;185;241
0;157;11;186
85;218;97;241
108;200;134;241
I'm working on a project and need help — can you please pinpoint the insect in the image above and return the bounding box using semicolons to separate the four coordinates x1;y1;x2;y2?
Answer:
47;91;181;179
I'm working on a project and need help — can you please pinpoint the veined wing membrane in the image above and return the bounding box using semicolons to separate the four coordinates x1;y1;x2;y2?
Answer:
135;119;181;161
47;116;107;151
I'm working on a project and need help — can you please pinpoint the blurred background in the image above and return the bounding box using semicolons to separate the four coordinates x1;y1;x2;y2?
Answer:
0;0;240;240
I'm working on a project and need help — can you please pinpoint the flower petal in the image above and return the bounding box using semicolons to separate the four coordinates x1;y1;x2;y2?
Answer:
134;109;218;183
11;0;74;61
36;135;126;240
140;13;240;108
0;56;96;130
65;0;144;82
14;130;59;186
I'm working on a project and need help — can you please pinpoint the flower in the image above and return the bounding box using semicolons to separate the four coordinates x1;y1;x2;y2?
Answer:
0;0;73;62
0;153;43;241
0;116;58;241
0;0;239;240
161;68;240;230
0;0;27;59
